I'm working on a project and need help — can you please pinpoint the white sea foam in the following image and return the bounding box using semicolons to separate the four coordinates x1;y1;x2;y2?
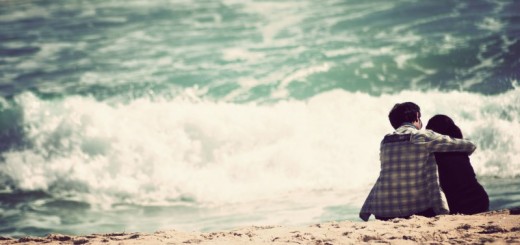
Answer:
394;54;416;69
273;63;332;98
248;1;307;40
438;34;468;54
221;48;265;62
1;89;519;207
476;17;504;32
16;42;88;74
0;6;50;22
323;47;360;58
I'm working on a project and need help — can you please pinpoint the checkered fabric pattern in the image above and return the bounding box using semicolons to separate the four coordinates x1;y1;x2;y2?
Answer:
359;123;477;221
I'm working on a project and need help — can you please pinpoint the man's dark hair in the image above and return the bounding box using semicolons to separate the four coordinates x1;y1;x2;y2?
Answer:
388;102;421;129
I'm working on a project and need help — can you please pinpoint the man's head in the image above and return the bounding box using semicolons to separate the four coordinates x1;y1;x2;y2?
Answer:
388;102;422;129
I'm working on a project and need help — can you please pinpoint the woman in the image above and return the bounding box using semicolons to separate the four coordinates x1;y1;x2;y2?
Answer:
426;114;489;214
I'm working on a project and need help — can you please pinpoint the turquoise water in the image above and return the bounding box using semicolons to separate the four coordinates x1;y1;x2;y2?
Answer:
1;0;519;237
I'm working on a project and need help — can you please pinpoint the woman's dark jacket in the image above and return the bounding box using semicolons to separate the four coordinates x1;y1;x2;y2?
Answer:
434;152;489;214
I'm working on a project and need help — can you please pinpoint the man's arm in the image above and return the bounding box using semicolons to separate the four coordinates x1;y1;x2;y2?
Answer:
420;130;477;155
359;184;377;221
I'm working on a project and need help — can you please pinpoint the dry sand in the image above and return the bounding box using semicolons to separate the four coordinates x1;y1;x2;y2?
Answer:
1;208;519;244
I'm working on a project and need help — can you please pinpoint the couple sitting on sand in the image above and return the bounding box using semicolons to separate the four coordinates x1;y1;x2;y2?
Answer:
359;102;489;221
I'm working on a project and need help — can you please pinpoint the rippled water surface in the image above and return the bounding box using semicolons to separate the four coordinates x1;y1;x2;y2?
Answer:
0;0;519;237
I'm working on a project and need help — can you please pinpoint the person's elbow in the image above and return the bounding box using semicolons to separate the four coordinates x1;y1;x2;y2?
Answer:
467;141;477;155
359;212;371;221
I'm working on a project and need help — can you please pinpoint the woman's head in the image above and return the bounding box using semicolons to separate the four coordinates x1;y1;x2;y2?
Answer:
426;114;463;139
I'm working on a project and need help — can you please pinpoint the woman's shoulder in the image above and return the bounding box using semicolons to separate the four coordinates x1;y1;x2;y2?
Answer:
434;152;476;180
434;152;470;165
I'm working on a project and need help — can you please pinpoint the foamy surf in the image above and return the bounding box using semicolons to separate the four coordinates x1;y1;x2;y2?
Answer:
1;0;519;237
1;88;518;208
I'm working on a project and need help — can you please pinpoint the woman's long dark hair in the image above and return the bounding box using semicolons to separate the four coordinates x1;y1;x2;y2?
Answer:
426;114;463;139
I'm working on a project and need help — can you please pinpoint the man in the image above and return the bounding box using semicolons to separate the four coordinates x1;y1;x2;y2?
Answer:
359;102;477;221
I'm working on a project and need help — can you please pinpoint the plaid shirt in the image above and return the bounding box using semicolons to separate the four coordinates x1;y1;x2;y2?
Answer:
359;123;477;221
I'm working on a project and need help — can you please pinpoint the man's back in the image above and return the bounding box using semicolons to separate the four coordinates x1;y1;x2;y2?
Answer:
359;123;477;220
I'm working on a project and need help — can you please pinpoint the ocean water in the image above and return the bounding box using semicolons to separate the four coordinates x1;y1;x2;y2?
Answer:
1;0;519;237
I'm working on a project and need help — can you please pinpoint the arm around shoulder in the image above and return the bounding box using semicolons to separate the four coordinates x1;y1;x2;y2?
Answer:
422;130;477;155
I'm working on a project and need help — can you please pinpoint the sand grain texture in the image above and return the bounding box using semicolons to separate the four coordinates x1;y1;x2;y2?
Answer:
2;208;519;244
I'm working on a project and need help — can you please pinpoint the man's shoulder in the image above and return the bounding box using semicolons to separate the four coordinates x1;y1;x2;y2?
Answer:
382;127;439;144
413;129;442;140
382;125;417;142
382;133;412;144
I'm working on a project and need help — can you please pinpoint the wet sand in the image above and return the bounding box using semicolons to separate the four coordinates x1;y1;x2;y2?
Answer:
1;208;519;244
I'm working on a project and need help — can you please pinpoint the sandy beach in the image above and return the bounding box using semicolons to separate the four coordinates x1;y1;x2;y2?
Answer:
1;208;519;244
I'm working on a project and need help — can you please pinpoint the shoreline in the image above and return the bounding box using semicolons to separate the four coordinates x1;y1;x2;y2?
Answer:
1;208;519;244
